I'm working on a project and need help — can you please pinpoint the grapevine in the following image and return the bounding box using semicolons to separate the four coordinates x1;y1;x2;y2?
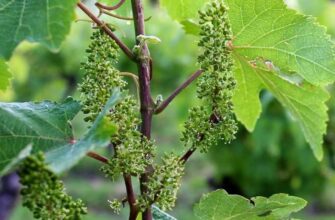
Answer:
0;0;326;219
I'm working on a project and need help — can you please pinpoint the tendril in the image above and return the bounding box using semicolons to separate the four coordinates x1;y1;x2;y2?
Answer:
100;9;152;22
95;0;126;11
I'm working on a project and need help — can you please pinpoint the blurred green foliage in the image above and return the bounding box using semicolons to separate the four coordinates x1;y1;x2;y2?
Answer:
3;0;335;219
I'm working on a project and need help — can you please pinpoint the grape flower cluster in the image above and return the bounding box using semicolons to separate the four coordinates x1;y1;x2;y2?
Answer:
182;0;238;153
18;153;87;220
137;154;184;211
79;30;126;122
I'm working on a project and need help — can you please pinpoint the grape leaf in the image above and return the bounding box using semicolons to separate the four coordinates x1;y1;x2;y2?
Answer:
181;19;200;35
194;190;307;220
226;0;335;160
0;58;11;91
1;144;32;176
45;91;120;173
161;0;207;21
0;97;80;175
0;0;77;59
152;206;177;220
0;90;121;175
232;57;329;160
226;0;335;86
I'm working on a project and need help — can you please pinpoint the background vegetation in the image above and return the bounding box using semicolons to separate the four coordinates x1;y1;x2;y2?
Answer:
2;0;335;219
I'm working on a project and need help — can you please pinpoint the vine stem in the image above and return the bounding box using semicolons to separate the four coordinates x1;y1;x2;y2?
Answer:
77;2;136;61
86;151;109;164
180;148;197;164
130;0;154;219
86;148;143;211
155;70;204;114
123;174;139;220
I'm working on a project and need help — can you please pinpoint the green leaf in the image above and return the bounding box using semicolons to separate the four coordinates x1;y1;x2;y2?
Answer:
152;206;177;220
233;57;329;160
161;0;207;21
227;0;335;86
0;90;122;175
0;144;32;176
46;91;121;173
226;0;334;160
0;58;11;91
231;59;263;131
181;19;200;35
0;0;77;59
194;190;307;220
0;97;81;175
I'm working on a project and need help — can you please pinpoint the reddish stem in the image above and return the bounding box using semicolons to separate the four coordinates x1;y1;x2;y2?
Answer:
155;70;204;114
130;0;154;219
95;0;126;11
86;151;109;164
123;174;139;220
180;148;197;164
77;2;135;61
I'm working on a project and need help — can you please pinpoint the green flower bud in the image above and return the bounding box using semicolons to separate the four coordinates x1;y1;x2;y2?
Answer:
108;199;122;214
